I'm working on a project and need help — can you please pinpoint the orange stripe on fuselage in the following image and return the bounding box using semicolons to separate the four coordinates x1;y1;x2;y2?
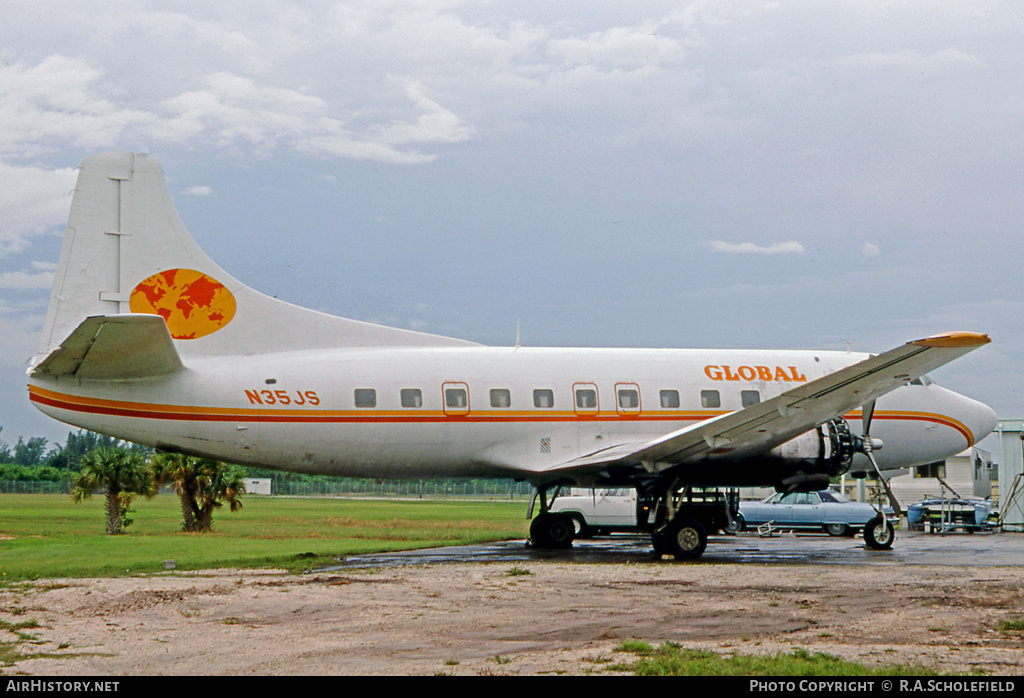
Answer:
28;385;711;424
845;409;974;448
28;385;974;446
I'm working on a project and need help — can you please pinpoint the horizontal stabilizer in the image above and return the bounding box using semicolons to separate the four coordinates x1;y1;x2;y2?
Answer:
31;315;184;380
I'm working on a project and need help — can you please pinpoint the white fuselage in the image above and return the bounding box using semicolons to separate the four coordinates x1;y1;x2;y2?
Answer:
27;345;995;484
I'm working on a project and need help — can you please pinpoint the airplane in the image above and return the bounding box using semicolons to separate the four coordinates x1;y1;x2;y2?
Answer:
27;151;998;560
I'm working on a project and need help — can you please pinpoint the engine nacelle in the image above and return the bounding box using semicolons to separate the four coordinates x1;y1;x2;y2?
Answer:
772;417;856;478
648;417;858;491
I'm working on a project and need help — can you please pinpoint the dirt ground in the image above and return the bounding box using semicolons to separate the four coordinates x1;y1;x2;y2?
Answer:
4;554;1024;676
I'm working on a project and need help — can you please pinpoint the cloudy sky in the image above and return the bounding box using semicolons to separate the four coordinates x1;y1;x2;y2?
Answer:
1;1;1021;448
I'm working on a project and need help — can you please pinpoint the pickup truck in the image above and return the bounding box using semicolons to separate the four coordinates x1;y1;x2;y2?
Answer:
548;488;639;537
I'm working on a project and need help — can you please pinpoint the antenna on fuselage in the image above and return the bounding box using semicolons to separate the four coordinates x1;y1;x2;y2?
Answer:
515;317;521;350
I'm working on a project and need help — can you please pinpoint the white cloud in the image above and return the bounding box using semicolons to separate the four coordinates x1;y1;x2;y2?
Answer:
709;240;805;255
0;296;48;367
547;22;688;72
0;160;77;257
183;186;213;197
0;56;157;159
1;54;477;168
836;48;983;76
157;71;474;163
373;81;476;147
0;314;44;367
862;243;880;257
0;269;55;291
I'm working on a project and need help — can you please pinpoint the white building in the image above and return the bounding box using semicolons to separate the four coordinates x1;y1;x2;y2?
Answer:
242;478;272;495
886;447;994;506
995;419;1024;529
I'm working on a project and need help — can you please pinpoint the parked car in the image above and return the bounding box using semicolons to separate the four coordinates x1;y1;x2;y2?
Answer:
549;488;638;537
733;489;894;537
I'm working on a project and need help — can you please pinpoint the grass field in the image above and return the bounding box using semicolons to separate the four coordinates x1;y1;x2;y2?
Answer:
0;493;529;581
1;495;960;676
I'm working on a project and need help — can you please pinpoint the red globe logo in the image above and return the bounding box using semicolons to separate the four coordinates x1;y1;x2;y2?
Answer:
129;269;236;339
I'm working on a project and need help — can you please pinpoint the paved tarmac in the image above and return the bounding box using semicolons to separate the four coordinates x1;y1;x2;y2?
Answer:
326;529;1024;570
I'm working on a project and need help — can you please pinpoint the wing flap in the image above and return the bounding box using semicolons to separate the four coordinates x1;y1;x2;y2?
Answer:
30;314;184;380
539;332;989;474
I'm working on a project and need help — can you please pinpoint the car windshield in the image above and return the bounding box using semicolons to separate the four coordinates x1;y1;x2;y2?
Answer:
766;490;851;504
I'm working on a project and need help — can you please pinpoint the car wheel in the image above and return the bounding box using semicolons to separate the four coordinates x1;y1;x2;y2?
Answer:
825;523;850;537
724;513;745;534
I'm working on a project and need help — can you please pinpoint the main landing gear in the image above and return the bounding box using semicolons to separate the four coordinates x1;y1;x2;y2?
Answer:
529;511;576;548
528;483;739;561
527;486;577;549
648;486;737;560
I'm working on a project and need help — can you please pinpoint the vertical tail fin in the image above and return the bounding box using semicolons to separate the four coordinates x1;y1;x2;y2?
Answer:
36;152;475;364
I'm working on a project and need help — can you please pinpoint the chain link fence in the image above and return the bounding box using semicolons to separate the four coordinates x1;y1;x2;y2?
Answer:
1;478;535;499
274;478;533;499
0;481;73;495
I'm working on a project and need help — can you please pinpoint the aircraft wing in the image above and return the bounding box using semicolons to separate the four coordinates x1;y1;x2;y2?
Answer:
30;314;184;380
541;332;990;474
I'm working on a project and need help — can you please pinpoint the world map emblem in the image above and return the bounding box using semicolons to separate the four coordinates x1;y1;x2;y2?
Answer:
129;268;237;339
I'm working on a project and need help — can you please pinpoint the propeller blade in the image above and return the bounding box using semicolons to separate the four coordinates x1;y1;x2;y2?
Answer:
862;400;876;436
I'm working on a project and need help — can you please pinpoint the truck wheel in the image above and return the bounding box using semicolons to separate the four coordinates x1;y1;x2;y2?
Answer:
570;515;594;539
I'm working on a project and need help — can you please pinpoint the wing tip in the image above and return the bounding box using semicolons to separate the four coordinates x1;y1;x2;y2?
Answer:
911;331;991;348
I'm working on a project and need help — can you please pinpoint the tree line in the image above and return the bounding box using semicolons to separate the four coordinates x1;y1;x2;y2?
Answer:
1;427;244;535
0;427;150;480
0;426;524;496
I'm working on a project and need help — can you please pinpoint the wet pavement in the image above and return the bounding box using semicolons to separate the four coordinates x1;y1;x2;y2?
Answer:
322;529;1024;571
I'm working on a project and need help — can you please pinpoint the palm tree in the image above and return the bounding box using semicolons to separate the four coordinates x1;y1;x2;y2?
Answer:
71;447;155;534
152;453;245;532
193;459;246;533
150;452;201;532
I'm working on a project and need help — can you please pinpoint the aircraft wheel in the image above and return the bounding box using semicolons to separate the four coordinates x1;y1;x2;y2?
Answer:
530;513;575;549
864;516;895;550
662;517;708;560
825;523;850;537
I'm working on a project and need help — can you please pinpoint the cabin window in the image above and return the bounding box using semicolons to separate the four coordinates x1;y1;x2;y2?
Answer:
490;388;511;408
400;388;422;408
533;389;554;408
660;390;680;408
700;390;720;408
617;388;639;409
354;388;377;408
445;388;468;409
575;388;597;409
741;390;760;407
